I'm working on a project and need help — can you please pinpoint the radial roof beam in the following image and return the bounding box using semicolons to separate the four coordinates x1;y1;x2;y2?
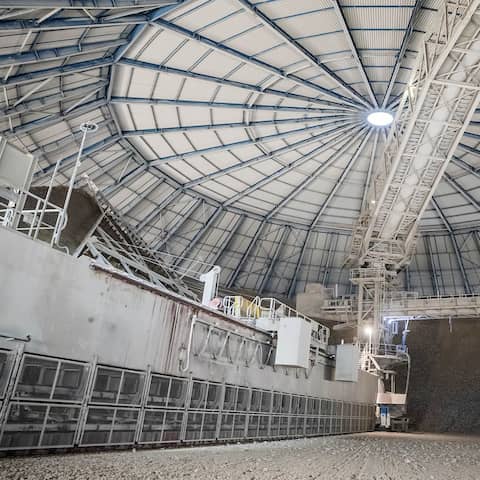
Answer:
173;207;224;268
227;220;266;288
120;180;163;217
222;124;360;207
264;127;366;219
35;134;121;179
122;116;350;136
155;19;362;108
4;99;108;136
183;123;352;189
321;233;338;286
1;80;108;116
331;0;377;107
64;85;106;115
444;173;480;211
259;225;290;294
0;1;178;7
463;131;480;141
136;189;183;233
103;163;148;196
184;123;352;189
474;231;480;261
423;235;440;296
458;142;480;156
235;0;370;107
287;230;311;298
360;130;379;211
0;39;126;67
209;214;246;267
85;152;133;186
111;96;353;115
0;16;148;31
113;125;352;201
152;198;202;252
309;130;372;229
113;1;190;61
2;57;113;87
431;197;472;294
383;0;423;108
149;121;351;167
33;119;113;166
119;58;357;110
0;7;37;19
11;77;52;107
101;6;159;20
451;156;480;179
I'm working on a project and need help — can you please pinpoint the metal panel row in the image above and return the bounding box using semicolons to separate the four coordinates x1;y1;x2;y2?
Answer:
0;350;375;451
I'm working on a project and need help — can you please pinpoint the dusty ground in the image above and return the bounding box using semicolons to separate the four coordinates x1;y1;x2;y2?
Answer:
1;432;480;480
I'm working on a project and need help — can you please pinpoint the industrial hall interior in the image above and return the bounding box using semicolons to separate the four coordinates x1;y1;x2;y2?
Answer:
0;0;480;479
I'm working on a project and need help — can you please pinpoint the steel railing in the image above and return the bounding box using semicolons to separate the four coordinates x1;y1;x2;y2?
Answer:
0;189;63;246
222;296;330;348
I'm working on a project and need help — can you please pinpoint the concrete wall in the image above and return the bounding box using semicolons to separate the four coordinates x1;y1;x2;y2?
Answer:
0;227;377;404
406;318;480;434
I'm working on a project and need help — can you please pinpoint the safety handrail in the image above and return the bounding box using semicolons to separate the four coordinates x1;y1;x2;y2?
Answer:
0;188;63;246
258;297;330;347
246;296;261;319
222;295;330;347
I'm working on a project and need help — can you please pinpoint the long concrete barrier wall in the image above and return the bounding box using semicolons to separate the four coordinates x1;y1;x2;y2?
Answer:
0;227;377;452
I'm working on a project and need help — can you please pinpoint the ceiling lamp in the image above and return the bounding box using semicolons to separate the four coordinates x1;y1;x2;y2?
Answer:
367;110;393;127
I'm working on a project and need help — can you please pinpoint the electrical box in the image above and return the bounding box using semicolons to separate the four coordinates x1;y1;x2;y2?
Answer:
274;317;312;369
0;137;35;190
334;343;360;382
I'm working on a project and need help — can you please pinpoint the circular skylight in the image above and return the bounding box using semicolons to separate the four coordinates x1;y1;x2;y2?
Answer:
367;111;394;127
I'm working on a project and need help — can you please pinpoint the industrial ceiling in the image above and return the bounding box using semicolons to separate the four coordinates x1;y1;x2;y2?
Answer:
1;0;480;297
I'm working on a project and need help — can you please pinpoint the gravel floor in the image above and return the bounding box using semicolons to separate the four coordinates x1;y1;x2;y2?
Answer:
1;432;480;480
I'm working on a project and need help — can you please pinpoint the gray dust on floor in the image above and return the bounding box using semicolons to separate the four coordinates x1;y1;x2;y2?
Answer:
1;432;480;480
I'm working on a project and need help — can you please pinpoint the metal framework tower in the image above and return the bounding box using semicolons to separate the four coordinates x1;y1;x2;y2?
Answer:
350;0;480;349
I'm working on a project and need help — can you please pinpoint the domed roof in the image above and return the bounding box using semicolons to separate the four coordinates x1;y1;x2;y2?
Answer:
1;0;479;296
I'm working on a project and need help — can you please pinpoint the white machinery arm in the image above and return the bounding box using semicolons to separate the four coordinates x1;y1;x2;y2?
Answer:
352;0;480;269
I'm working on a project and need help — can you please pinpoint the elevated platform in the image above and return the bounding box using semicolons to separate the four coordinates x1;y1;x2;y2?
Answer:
306;292;480;324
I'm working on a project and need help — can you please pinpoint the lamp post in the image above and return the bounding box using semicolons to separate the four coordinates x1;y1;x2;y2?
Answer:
53;121;98;246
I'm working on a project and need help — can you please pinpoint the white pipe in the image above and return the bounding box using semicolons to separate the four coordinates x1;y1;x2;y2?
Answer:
404;351;411;398
53;121;98;246
181;314;197;373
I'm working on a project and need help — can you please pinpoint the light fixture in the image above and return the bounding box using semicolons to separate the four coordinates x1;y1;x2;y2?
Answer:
363;326;373;337
367;110;393;127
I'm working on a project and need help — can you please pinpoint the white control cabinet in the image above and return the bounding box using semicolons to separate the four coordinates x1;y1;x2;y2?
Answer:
334;343;360;382
274;317;312;369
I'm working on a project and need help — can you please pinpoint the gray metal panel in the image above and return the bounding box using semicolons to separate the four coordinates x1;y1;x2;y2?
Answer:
334;344;360;383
